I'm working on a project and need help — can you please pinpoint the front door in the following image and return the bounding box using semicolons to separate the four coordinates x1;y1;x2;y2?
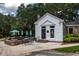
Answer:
41;26;54;39
41;26;46;39
46;26;54;39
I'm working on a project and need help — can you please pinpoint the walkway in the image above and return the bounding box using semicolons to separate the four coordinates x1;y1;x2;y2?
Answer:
0;41;79;56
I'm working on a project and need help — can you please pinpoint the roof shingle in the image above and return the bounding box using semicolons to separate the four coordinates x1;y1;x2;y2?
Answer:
66;20;79;25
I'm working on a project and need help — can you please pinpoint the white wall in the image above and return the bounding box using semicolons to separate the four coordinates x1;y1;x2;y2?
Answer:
35;14;63;42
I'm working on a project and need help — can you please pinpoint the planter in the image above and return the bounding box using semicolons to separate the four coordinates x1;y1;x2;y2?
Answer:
5;38;18;46
17;40;23;44
5;37;37;46
23;38;31;43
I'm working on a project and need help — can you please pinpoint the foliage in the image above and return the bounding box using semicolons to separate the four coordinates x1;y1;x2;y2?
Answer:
64;34;79;42
55;46;79;53
0;34;3;38
0;14;15;37
65;34;79;38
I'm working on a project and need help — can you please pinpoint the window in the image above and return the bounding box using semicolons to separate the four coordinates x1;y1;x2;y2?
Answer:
50;26;54;38
50;26;54;28
42;26;46;28
41;26;46;39
69;28;73;34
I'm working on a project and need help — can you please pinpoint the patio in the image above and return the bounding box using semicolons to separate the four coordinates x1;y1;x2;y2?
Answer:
0;41;79;56
0;41;61;56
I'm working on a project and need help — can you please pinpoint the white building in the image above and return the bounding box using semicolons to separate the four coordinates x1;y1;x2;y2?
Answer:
35;13;64;42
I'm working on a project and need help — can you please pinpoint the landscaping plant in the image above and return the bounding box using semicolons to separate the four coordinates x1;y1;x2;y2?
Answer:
64;34;79;42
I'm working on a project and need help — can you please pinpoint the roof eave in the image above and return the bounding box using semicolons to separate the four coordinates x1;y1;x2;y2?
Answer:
66;25;79;26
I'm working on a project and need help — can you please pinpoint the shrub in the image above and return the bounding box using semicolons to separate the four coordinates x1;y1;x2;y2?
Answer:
0;34;3;38
64;34;79;42
65;34;79;38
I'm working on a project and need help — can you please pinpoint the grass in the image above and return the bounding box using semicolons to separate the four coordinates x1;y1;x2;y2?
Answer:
55;46;79;53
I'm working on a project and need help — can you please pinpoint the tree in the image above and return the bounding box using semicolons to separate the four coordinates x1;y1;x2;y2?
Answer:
0;13;15;37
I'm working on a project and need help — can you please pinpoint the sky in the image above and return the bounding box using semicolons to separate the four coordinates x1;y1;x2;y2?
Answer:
0;0;46;8
0;0;79;8
0;0;30;8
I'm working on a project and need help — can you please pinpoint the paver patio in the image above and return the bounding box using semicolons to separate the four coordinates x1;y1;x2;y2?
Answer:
0;41;79;56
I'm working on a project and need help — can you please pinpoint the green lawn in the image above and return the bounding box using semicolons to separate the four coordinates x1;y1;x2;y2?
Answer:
55;46;79;53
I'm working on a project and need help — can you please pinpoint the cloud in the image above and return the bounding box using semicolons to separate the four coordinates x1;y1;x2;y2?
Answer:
0;0;29;7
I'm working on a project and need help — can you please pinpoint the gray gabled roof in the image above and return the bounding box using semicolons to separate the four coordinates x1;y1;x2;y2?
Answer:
66;20;79;26
34;12;64;24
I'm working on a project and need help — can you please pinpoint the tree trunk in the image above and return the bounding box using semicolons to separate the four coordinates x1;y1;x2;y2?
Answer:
28;30;30;37
23;30;26;36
